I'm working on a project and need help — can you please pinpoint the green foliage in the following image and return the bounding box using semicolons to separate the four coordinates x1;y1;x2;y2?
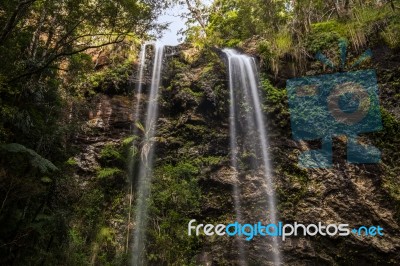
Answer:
180;87;204;104
380;109;400;138
0;143;58;174
276;165;309;214
352;5;390;25
66;228;88;265
382;15;400;49
193;156;224;167
96;227;115;243
121;136;140;160
146;161;201;264
97;167;123;179
0;145;62;266
40;176;53;183
66;157;78;166
369;108;400;220
122;136;139;146
312;20;347;36
274;31;293;55
0;0;171;264
79;188;105;227
258;41;274;64
162;162;199;179
182;0;287;48
261;77;290;129
307;21;347;53
69;58;136;98
100;143;124;165
65;188;106;265
372;109;400;156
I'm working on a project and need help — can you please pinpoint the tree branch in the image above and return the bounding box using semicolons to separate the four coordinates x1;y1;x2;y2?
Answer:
184;0;207;32
8;35;127;82
0;0;37;45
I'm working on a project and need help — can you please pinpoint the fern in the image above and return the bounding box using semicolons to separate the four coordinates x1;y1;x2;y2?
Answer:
97;167;123;179
0;143;58;173
135;121;145;133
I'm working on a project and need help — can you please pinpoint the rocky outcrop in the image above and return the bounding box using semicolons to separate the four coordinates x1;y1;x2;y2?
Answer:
66;93;137;264
153;45;400;265
67;44;399;265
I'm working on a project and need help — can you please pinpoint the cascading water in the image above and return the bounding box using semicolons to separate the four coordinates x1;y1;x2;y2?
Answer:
223;48;281;265
134;43;149;118
126;43;148;253
131;44;165;265
227;51;248;266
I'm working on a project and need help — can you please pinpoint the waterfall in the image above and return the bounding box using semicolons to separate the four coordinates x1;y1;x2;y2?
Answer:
134;43;149;118
223;48;281;265
227;50;248;266
126;43;148;254
131;44;165;265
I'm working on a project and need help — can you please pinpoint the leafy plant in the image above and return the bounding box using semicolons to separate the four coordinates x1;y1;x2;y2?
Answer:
99;143;124;165
97;167;123;179
382;16;400;49
146;161;201;264
0;143;58;174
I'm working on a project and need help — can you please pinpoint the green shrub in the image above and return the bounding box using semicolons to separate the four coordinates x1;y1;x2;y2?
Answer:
261;77;290;129
66;228;88;265
66;157;78;166
145;161;201;264
0;143;58;174
382;19;400;49
122;136;139;146
99;143;124;165
193;156;224;167
97;167;123;179
307;21;346;53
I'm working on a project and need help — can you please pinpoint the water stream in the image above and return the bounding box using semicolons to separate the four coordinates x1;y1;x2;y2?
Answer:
223;48;281;265
131;44;165;265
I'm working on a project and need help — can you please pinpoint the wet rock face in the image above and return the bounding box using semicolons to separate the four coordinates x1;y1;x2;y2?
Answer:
87;94;136;131
274;144;400;264
156;48;400;265
73;94;137;172
67;46;399;265
68;93;136;263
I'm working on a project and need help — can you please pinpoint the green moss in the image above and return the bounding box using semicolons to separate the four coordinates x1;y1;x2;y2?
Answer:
312;20;347;35
276;163;309;216
182;87;204;100
184;123;207;137
200;62;216;76
371;109;400;220
96;227;115;243
69;58;134;98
